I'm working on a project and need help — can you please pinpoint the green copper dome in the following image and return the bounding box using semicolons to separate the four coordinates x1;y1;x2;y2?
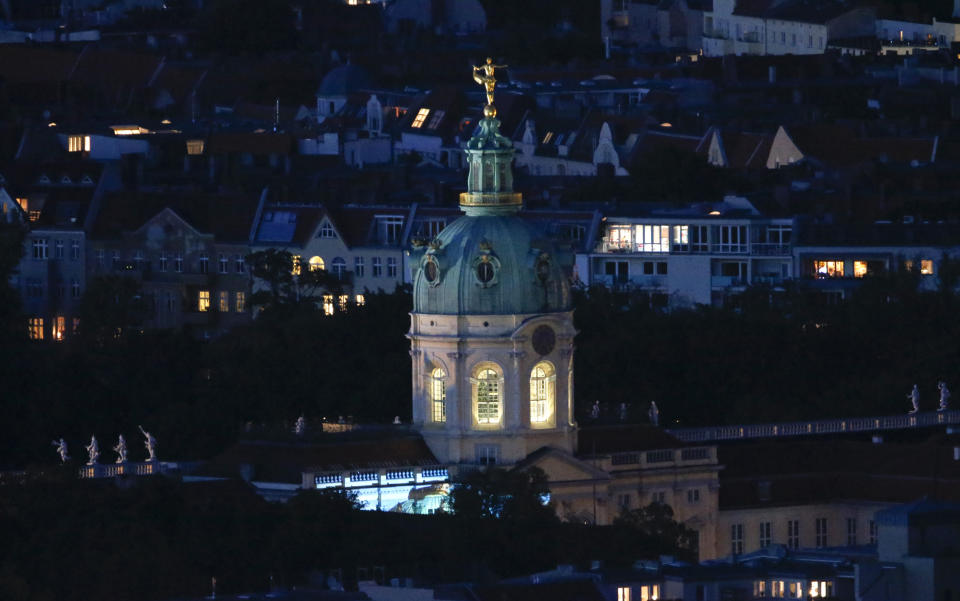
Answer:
411;216;571;315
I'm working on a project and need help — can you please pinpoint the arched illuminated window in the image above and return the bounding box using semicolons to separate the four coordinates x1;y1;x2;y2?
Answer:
529;361;556;425
431;368;446;423
309;256;325;271
474;364;502;425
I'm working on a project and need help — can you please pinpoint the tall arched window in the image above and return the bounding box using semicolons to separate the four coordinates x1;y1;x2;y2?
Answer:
332;257;346;280
431;368;446;423
474;364;502;425
530;361;556;425
309;256;325;271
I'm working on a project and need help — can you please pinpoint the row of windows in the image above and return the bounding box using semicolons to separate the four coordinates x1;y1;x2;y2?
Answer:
428;361;556;426
95;250;247;275
606;224;791;254
753;579;832;599
32;239;82;260
197;290;246;313
25;278;82;299
731;517;877;554
814;258;934;278
28;316;80;341
292;255;399;279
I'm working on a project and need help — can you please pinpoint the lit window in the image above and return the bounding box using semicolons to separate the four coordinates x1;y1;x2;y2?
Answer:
198;290;210;312
475;365;501;425
921;259;934;275
186;140;204;155
68;135;90;152
731;523;744;554
411;108;430;128
28;317;43;340
814;260;844;277
323;294;334;316
292;255;302;275
52;316;65;341
608;224;633;250
354;256;365;277
529;362;555;424
219;291;229;312
617;587;631;601
639;585;660;601
355;294;365;306
235;291;246;312
338;294;348;311
431;368;446;423
308;256;324;271
854;261;868;278
636;225;671;253
543;132;554;144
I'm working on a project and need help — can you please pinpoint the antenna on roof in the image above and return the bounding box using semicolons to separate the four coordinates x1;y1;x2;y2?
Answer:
274;98;280;133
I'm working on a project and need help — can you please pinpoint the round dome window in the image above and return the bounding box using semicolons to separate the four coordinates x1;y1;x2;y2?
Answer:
477;260;495;283
423;256;440;285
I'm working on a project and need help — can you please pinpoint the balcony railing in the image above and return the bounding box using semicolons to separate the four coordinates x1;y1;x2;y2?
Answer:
751;243;792;256
667;409;960;443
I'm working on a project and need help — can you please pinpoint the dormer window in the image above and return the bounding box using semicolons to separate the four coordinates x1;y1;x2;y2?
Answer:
542;132;554;144
68;136;90;153
427;110;445;129
60;175;72;185
80;175;94;185
186;140;204;155
411;108;430;128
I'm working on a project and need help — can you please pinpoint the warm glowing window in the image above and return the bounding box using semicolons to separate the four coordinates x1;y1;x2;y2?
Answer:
431;368;446;422
292;255;302;275
921;259;934;275
355;294;365;306
68;135;90;152
475;366;501;424
235;291;246;312
636;225;670;253
219;291;229;312
411;108;430;128
617;587;631;601
608;224;633;250
853;261;868;278
198;290;210;312
186;140;204;155
52;316;65;341
814;260;844;277
28;317;43;340
543;132;554;144
308;256;324;271
323;294;334;316
529;361;555;424
639;585;659;601
338;294;348;311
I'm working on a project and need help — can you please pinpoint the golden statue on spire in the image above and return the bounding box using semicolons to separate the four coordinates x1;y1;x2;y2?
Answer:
473;57;507;108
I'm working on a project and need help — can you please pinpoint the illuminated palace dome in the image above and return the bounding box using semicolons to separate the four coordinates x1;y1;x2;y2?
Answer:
408;77;577;467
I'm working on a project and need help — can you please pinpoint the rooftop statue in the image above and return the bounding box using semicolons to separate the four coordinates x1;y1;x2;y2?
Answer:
907;384;920;414
139;425;158;462
86;436;100;465
294;415;306;436
51;438;69;463
473;57;507;108
113;434;128;464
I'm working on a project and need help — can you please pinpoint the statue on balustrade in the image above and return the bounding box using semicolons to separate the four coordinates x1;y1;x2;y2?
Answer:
939;381;951;411
907;384;920;414
113;434;128;464
51;438;69;463
86;436;100;465
139;425;157;462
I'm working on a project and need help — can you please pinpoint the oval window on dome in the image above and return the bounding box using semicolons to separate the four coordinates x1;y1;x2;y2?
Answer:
424;256;440;285
477;260;495;283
